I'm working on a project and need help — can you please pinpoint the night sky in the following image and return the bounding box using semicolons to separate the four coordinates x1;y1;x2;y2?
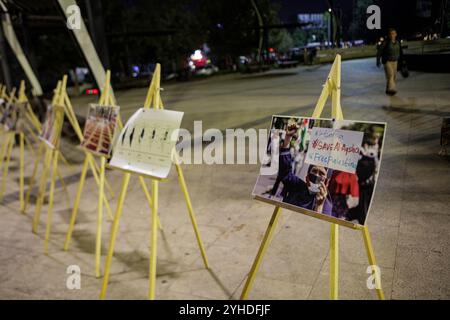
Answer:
277;0;354;23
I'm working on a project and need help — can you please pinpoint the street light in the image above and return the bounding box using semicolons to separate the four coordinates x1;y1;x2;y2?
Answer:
327;9;333;47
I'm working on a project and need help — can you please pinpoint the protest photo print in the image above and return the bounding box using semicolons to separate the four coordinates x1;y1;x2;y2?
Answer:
253;115;386;226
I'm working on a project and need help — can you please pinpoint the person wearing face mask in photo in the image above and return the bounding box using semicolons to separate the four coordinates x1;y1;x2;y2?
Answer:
277;123;333;215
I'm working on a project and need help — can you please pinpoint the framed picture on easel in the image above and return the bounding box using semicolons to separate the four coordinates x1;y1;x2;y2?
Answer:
80;104;120;157
241;55;386;301
253;115;386;227
0;102;27;132
39;104;64;149
108;107;184;179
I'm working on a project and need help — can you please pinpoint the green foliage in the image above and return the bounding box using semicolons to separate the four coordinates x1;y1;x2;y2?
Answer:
197;0;279;59
348;0;374;40
269;29;293;52
103;0;203;73
32;32;85;90
446;5;450;37
292;28;308;47
101;0;280;72
292;24;328;47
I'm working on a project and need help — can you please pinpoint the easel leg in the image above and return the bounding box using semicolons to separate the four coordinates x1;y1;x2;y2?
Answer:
22;133;35;154
175;163;209;269
87;155;114;221
90;156;115;198
0;133;14;202
22;133;36;160
64;156;89;251
330;223;339;300
56;167;70;201
148;180;159;300
0;133;11;172
104;177;115;200
59;152;72;168
19;133;25;212
100;173;130;300
95;157;106;278
24;143;44;213
139;176;163;230
0;134;9;168
32;148;51;233
240;206;282;300
44;150;59;254
362;226;385;300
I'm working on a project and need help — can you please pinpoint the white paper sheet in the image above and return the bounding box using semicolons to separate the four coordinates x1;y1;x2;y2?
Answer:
109;108;184;179
305;126;363;174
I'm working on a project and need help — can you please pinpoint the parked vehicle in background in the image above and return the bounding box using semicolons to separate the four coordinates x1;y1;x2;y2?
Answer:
185;49;219;78
237;48;279;73
276;48;300;68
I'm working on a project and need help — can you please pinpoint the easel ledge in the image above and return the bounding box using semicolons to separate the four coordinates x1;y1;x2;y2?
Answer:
100;63;209;300
240;54;385;301
253;195;364;230
105;164;168;182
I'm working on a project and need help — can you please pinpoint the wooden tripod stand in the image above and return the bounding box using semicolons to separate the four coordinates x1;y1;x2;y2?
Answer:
0;81;68;210
240;55;385;300
64;70;163;278
31;76;115;253
100;64;209;300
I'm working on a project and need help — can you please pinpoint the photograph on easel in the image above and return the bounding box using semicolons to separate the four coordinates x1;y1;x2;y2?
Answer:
253;115;386;226
0;98;5;113
80;104;120;157
39;104;62;149
109;107;184;179
0;102;27;132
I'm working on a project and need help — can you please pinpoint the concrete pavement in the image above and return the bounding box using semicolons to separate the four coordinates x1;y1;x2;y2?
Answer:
0;58;449;299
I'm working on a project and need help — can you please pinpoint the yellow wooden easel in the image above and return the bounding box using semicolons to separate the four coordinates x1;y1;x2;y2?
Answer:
63;70;162;278
0;81;45;207
31;75;115;253
31;78;66;254
0;80;70;212
0;85;18;203
240;55;385;300
18;80;72;214
0;84;8;113
100;63;209;300
63;70;116;278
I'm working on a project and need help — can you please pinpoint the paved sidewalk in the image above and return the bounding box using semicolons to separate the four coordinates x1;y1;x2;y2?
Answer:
0;58;449;299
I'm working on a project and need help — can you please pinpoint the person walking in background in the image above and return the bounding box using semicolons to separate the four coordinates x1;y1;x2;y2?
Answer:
377;28;403;96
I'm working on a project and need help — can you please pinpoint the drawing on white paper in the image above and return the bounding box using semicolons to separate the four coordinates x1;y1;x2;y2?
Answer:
109;108;184;179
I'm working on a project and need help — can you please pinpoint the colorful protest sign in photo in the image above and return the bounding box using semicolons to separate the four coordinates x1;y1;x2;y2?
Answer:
305;126;364;174
80;104;120;157
109;108;184;179
253;115;386;226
